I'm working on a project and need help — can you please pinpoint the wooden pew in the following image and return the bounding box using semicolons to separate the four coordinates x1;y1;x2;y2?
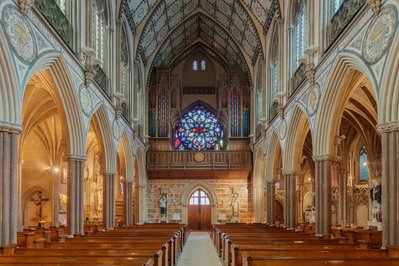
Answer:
1;224;186;266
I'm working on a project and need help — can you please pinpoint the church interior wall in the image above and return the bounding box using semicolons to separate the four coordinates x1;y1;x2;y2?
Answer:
1;0;399;249
146;179;252;224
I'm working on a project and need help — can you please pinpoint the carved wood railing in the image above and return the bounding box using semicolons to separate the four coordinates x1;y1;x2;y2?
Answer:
146;150;253;171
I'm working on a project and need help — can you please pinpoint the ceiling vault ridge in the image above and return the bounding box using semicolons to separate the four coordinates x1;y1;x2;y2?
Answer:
143;13;254;82
125;0;268;62
167;40;231;70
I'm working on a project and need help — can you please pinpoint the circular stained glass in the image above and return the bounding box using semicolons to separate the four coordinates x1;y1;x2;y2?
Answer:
174;106;224;151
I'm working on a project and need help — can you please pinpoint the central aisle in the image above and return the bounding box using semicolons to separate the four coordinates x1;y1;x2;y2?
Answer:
177;232;222;266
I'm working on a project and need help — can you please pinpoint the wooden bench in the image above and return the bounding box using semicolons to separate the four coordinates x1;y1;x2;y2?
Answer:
213;223;396;266
1;224;187;266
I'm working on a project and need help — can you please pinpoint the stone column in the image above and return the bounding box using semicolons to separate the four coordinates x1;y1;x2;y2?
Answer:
378;122;399;247
313;155;333;237
297;173;305;224
265;181;276;224
125;181;133;226
283;171;296;229
52;171;60;227
139;185;146;223
67;157;85;237
253;159;266;223
338;170;348;226
0;129;20;247
103;173;115;230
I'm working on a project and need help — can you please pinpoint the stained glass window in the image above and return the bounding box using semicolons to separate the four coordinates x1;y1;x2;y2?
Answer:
174;105;223;151
201;59;206;71
193;60;198;71
359;145;368;181
294;0;307;69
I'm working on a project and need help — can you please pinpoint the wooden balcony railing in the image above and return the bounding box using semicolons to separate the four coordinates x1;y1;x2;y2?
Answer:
147;150;252;171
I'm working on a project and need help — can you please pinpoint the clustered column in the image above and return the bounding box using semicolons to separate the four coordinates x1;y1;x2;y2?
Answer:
314;156;333;237
283;171;296;229
378;122;399;247
67;157;84;237
265;180;276;224
0;128;20;247
125;181;133;226
103;173;115;230
337;170;348;226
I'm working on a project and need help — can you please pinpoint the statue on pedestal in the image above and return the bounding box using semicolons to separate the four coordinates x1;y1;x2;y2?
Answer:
231;190;239;221
370;180;382;222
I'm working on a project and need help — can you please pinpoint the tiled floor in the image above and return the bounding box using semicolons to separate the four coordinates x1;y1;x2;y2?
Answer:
177;232;223;266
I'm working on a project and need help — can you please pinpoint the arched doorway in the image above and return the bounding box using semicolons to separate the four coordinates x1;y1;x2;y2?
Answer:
187;188;211;231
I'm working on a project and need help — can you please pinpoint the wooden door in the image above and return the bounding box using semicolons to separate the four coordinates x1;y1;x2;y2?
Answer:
187;189;211;231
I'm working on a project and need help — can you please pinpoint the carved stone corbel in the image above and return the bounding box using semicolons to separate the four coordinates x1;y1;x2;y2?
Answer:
19;0;34;16
304;63;316;84
81;47;98;86
367;0;381;16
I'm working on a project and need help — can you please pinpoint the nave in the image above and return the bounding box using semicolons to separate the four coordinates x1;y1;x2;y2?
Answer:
177;232;222;266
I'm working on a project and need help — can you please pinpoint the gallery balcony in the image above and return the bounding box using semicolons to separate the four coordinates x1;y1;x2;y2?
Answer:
146;150;253;179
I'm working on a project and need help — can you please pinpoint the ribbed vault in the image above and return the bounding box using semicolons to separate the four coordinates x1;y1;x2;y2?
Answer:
122;0;277;81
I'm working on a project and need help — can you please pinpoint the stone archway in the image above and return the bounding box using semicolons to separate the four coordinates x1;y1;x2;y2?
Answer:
181;181;218;224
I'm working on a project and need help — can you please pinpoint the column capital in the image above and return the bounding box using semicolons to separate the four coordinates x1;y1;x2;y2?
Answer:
282;170;296;176
0;122;22;134
312;154;336;162
65;155;86;162
377;121;399;134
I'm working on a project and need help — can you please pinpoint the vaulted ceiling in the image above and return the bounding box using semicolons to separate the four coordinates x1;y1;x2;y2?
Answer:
122;0;277;80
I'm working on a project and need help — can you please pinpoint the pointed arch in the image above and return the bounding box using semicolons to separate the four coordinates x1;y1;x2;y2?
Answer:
117;130;134;182
314;53;377;156
23;53;85;158
265;131;282;182
0;29;22;131
379;27;399;123
283;104;311;172
87;104;116;173
181;181;218;224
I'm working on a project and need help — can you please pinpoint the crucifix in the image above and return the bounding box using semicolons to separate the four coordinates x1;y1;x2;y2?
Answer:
31;191;50;225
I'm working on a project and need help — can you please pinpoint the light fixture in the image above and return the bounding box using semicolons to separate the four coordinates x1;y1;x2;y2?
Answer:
53;167;60;173
363;162;368;166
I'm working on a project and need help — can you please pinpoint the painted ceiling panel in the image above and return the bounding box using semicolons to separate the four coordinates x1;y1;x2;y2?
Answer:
136;0;266;65
153;14;245;71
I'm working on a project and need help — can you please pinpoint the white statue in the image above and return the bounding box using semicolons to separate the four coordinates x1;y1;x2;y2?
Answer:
370;179;382;222
231;192;239;218
159;193;168;219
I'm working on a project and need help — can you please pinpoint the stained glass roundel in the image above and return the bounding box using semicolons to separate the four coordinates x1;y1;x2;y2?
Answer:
174;106;224;151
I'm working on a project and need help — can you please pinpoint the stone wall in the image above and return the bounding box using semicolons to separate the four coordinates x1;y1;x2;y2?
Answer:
146;179;253;223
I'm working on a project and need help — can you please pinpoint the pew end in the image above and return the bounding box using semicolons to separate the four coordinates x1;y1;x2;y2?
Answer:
387;245;399;258
1;244;16;255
